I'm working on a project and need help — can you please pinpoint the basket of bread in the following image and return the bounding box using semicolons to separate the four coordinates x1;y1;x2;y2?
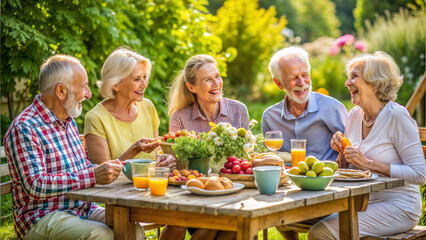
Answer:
218;153;288;188
182;176;245;195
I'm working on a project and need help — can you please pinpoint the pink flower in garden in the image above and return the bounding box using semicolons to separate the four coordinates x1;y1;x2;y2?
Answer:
329;45;340;56
354;41;367;52
335;34;355;47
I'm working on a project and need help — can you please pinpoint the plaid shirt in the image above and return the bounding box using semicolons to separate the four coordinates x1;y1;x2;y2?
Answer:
3;95;98;239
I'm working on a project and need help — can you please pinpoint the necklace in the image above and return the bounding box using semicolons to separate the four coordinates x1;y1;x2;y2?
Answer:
363;115;375;128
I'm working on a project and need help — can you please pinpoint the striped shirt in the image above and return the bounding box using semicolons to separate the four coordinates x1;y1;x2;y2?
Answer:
3;95;98;239
169;98;250;133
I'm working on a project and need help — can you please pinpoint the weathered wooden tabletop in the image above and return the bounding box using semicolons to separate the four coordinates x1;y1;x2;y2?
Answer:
67;173;404;240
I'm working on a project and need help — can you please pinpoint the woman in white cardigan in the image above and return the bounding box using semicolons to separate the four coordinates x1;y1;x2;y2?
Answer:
308;51;426;239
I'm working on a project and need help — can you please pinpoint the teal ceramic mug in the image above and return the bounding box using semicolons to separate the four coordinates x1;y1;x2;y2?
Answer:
123;159;156;181
253;166;282;194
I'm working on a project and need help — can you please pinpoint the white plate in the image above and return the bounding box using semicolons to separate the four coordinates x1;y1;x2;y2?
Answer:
334;173;379;182
181;183;245;196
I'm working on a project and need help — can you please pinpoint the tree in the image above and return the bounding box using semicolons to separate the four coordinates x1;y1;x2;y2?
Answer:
258;0;298;33
1;0;125;120
331;0;357;34
211;0;286;95
292;0;341;42
354;0;424;33
1;0;227;134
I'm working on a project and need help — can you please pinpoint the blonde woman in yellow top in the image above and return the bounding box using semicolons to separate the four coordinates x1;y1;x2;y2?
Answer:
84;48;175;169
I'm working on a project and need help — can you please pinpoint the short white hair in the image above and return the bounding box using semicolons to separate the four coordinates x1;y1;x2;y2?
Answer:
268;46;310;83
346;51;403;101
39;54;83;94
98;48;152;99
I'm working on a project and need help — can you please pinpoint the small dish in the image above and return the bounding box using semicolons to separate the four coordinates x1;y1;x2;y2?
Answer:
334;173;379;182
181;183;245;196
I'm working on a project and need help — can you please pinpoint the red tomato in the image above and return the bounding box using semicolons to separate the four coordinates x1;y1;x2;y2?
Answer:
220;168;227;173
163;134;171;141
224;162;233;169
175;130;181;137
224;169;232;174
168;133;176;139
245;167;253;174
232;165;241;174
238;170;245;174
240;161;250;171
227;156;238;163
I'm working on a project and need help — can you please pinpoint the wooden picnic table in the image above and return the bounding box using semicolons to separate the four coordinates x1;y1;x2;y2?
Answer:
66;173;404;240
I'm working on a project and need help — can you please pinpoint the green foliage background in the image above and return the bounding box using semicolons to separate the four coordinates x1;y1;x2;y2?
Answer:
361;9;426;105
353;0;424;33
1;0;230;134
211;0;286;96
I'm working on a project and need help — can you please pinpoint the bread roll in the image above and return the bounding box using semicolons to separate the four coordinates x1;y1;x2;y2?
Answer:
205;178;225;190
186;179;204;189
220;177;234;189
252;155;283;168
197;177;210;185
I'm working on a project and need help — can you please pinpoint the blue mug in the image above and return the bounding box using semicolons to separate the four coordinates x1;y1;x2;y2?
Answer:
253;166;282;194
122;159;156;181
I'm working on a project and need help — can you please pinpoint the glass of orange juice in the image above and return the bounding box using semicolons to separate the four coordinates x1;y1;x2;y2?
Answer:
148;167;170;196
264;131;283;153
290;139;306;167
131;162;156;191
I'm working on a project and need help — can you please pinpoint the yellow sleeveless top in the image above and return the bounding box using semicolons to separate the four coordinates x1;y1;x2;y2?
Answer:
84;99;159;160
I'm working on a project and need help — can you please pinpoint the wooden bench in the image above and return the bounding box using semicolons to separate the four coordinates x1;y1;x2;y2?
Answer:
0;145;162;237
361;127;426;240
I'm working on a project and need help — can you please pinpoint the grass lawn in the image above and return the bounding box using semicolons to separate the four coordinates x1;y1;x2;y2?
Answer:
145;227;307;239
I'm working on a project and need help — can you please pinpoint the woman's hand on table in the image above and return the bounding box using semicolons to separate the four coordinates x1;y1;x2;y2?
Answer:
331;131;344;153
156;154;177;170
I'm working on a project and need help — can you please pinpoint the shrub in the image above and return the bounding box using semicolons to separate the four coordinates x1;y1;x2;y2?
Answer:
211;0;286;96
354;0;424;33
361;9;426;105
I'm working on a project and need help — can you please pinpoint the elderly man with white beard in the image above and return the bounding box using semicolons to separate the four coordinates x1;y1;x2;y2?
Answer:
261;46;348;240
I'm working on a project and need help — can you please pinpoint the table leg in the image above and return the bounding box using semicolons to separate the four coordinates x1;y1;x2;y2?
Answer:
339;194;369;239
105;204;113;227
237;218;259;240
114;206;136;240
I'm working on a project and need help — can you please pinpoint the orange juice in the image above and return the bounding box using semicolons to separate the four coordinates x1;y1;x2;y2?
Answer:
133;175;149;190
149;177;168;196
291;149;306;167
265;139;283;151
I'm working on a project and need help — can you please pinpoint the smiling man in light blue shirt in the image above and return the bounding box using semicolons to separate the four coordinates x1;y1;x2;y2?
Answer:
261;46;348;240
261;46;348;161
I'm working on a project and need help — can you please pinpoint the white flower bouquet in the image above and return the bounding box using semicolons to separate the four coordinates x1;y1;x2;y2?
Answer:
206;120;258;163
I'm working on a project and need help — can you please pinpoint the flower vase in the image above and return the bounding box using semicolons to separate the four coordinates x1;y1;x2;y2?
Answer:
189;156;212;176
